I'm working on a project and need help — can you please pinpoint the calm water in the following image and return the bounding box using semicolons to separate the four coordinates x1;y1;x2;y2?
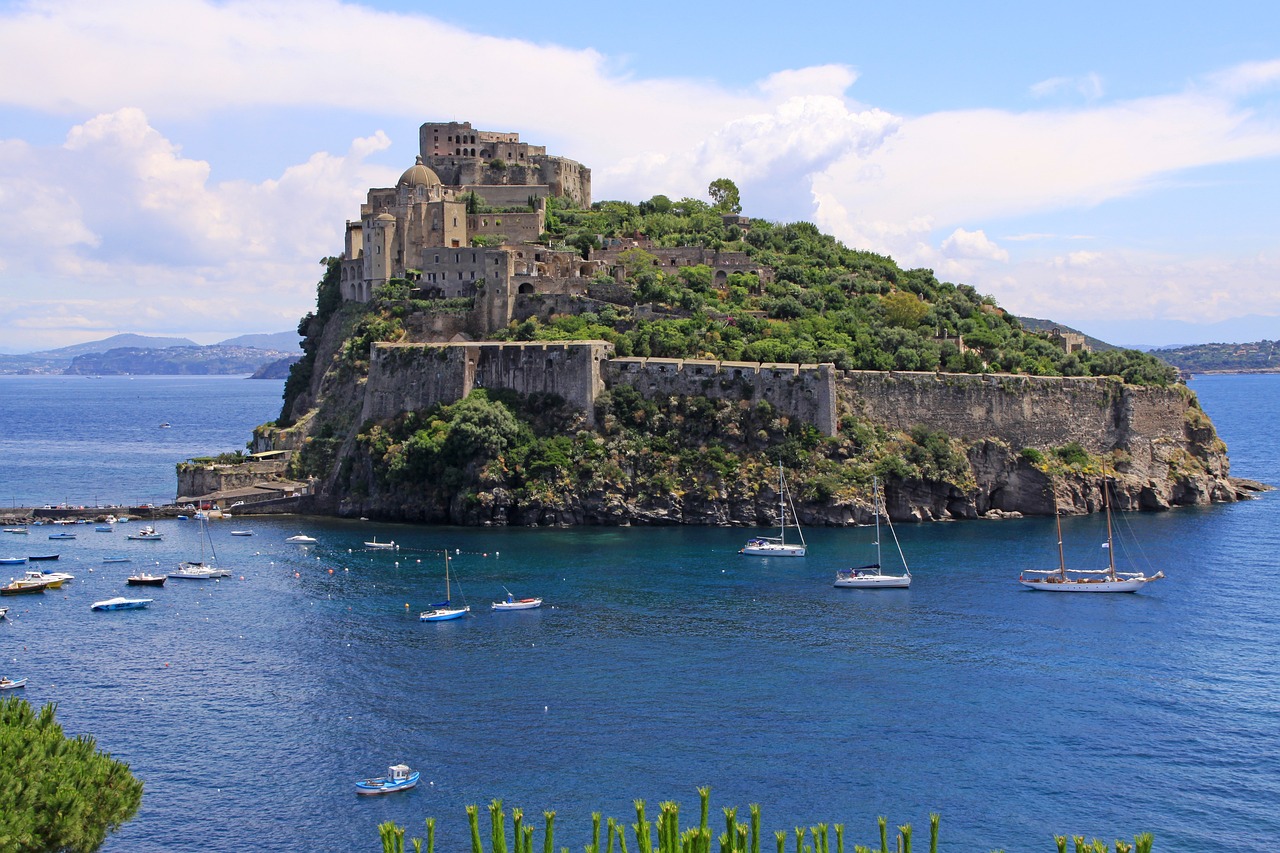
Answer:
1;374;1277;852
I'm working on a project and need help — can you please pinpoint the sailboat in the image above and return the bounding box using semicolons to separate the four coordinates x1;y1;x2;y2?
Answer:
419;551;470;621
169;517;231;579
741;463;807;557
834;477;911;588
1019;475;1164;593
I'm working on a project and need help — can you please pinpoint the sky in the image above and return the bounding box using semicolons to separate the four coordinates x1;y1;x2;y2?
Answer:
1;0;1279;352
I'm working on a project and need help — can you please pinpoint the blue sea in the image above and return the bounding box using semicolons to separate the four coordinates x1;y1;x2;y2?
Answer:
1;373;1277;853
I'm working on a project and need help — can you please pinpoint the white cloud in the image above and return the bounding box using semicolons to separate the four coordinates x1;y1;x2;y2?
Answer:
1;0;1279;347
0;108;393;349
941;228;1009;263
1030;73;1104;100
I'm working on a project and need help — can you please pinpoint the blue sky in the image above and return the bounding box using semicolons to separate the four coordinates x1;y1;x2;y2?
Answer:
1;0;1278;351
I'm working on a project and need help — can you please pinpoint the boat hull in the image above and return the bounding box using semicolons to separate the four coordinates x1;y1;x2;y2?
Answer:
834;574;911;588
91;597;153;611
1;582;47;595
740;544;806;557
127;575;168;586
354;770;420;795
1019;577;1153;593
420;606;469;622
492;598;542;611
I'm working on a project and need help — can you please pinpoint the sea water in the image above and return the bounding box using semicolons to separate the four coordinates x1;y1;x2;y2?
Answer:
0;374;1276;852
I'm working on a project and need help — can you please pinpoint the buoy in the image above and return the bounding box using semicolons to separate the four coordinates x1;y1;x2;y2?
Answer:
328;568;334;574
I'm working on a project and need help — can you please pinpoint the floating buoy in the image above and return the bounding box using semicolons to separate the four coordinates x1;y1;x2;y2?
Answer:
328;568;334;575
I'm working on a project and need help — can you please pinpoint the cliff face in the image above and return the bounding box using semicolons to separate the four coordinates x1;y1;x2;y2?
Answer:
254;312;1256;526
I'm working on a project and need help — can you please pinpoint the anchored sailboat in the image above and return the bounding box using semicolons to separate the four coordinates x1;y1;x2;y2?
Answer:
420;551;470;621
1019;475;1164;593
834;477;911;588
741;464;806;557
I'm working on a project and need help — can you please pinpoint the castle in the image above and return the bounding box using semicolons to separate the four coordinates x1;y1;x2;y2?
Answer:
338;121;770;337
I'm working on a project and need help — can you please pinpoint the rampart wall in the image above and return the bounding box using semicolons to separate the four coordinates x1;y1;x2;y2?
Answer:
358;345;1203;479
363;341;614;426
604;357;839;436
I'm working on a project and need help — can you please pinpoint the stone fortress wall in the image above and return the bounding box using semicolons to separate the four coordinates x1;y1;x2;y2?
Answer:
358;343;1202;470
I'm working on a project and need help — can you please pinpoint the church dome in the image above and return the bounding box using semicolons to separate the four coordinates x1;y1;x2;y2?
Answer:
397;156;442;188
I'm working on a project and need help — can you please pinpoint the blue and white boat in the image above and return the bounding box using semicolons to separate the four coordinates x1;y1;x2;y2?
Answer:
48;532;76;540
127;526;164;541
0;557;26;565
95;525;113;532
90;596;153;612
420;551;470;622
354;763;419;795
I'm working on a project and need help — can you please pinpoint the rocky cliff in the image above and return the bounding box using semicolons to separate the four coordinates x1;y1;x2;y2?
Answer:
251;300;1258;526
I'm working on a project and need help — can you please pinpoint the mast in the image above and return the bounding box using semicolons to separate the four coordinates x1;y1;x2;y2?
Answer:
778;463;786;545
1103;475;1117;579
444;551;452;601
1055;508;1066;579
873;477;883;568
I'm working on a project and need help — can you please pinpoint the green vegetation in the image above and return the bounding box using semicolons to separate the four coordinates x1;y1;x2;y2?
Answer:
376;789;1154;853
352;386;973;518
0;697;143;853
502;200;1176;385
1150;339;1280;373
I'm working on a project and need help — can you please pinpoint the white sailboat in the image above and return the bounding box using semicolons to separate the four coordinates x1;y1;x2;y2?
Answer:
741;463;806;557
1019;476;1164;593
419;551;470;621
169;518;231;579
834;477;911;588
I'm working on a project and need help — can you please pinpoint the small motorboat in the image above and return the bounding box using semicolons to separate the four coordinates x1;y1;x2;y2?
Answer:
27;554;59;561
103;556;132;563
0;557;26;565
126;526;164;541
94;525;113;533
23;570;63;589
1;578;48;595
127;572;167;586
48;532;76;540
354;764;419;795
230;530;254;536
364;538;396;549
91;596;153;612
0;677;26;690
492;594;543;611
286;534;317;544
38;570;74;584
2;528;28;534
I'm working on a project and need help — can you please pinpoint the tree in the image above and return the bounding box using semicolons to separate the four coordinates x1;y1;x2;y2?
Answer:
707;178;742;213
0;697;143;852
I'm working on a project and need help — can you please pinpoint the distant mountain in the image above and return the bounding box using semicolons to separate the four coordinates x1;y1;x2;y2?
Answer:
0;331;298;375
216;331;301;351
250;355;302;379
1015;317;1119;352
64;345;292;376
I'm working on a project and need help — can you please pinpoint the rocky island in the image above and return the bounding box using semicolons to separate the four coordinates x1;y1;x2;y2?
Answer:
184;119;1262;525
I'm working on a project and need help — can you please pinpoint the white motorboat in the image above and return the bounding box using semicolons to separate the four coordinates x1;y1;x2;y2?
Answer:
492;594;542;611
91;596;153;611
286;534;317;544
126;526;164;541
364;538;396;549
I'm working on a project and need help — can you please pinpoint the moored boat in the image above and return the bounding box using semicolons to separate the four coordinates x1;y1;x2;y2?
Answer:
2;578;48;595
0;677;26;690
23;570;63;589
0;557;26;565
126;526;164;541
286;533;318;544
27;554;59;561
364;538;396;549
91;596;153;612
230;530;254;536
127;572;167;586
103;556;131;563
1019;475;1164;594
834;477;912;589
740;464;807;557
354;764;419;795
48;532;76;540
420;551;470;622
